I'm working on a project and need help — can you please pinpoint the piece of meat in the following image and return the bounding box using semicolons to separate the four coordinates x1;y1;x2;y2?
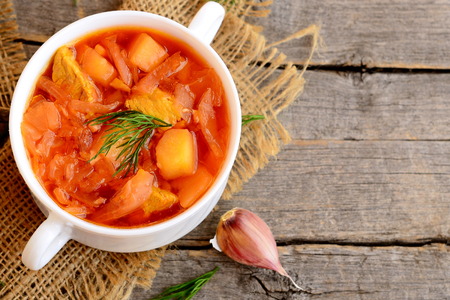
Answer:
52;46;100;103
125;88;180;124
142;187;178;214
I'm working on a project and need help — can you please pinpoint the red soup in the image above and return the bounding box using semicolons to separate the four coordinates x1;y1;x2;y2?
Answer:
22;27;230;228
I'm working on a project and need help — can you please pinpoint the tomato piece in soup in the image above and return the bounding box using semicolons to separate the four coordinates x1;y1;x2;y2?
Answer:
89;169;154;223
171;164;214;208
22;98;61;140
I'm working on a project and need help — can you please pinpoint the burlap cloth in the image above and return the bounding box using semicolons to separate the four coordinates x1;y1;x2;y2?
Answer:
0;0;318;298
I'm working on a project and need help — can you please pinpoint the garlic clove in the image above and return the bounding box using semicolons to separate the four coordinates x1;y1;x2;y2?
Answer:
213;207;303;290
209;235;222;252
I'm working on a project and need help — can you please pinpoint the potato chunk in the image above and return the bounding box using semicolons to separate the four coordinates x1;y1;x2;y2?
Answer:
129;33;168;72
79;46;117;87
156;129;197;180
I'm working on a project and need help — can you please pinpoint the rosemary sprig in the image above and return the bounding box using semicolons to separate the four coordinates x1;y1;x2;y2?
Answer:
150;267;219;300
87;110;171;177
242;114;265;126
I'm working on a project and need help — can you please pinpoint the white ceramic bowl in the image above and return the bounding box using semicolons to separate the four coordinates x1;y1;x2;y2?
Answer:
9;2;241;270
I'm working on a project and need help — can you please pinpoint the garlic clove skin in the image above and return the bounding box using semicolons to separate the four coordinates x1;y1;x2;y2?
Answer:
214;208;303;290
216;207;287;275
209;235;222;252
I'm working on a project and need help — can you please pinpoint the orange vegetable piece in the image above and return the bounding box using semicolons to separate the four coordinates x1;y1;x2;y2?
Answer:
35;130;56;158
94;44;108;57
22;98;61;140
89;127;126;170
80;45;117;87
110;77;131;93
104;89;125;106
174;83;195;121
68;99;120;117
132;52;187;95
155;129;198;180
36;76;71;103
198;88;223;158
128;33;168;72
171;164;214;208
90;169;154;223
124;187;178;225
103;37;132;86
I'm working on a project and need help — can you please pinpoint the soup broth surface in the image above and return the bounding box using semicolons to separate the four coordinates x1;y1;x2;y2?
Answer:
22;27;230;228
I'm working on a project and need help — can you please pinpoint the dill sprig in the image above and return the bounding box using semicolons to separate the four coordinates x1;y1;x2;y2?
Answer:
242;114;265;126
87;110;171;177
150;267;219;300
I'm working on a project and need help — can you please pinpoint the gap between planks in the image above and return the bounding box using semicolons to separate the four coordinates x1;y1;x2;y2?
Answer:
19;41;450;74
171;237;450;250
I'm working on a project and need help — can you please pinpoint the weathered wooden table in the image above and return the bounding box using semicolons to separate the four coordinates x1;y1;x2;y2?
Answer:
12;0;450;299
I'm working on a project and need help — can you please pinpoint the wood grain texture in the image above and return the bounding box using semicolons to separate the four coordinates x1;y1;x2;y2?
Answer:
176;141;450;245
13;0;121;42
249;0;450;68
285;71;450;140
132;244;450;299
11;0;450;299
14;0;450;68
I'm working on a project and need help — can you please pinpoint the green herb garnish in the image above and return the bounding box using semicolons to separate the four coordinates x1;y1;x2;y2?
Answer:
0;281;5;290
151;267;219;300
87;110;171;177
242;114;265;126
211;0;236;5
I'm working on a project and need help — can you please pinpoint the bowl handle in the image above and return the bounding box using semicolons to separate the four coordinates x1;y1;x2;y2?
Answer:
22;213;72;270
188;1;225;45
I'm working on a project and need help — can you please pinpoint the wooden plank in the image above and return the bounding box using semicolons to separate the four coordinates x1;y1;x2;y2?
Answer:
284;70;450;140
249;0;450;68
18;44;450;142
176;141;450;245
14;0;450;68
12;0;121;42
131;244;450;299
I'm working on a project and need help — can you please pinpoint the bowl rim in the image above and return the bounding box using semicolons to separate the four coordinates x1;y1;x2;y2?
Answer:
9;10;241;237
